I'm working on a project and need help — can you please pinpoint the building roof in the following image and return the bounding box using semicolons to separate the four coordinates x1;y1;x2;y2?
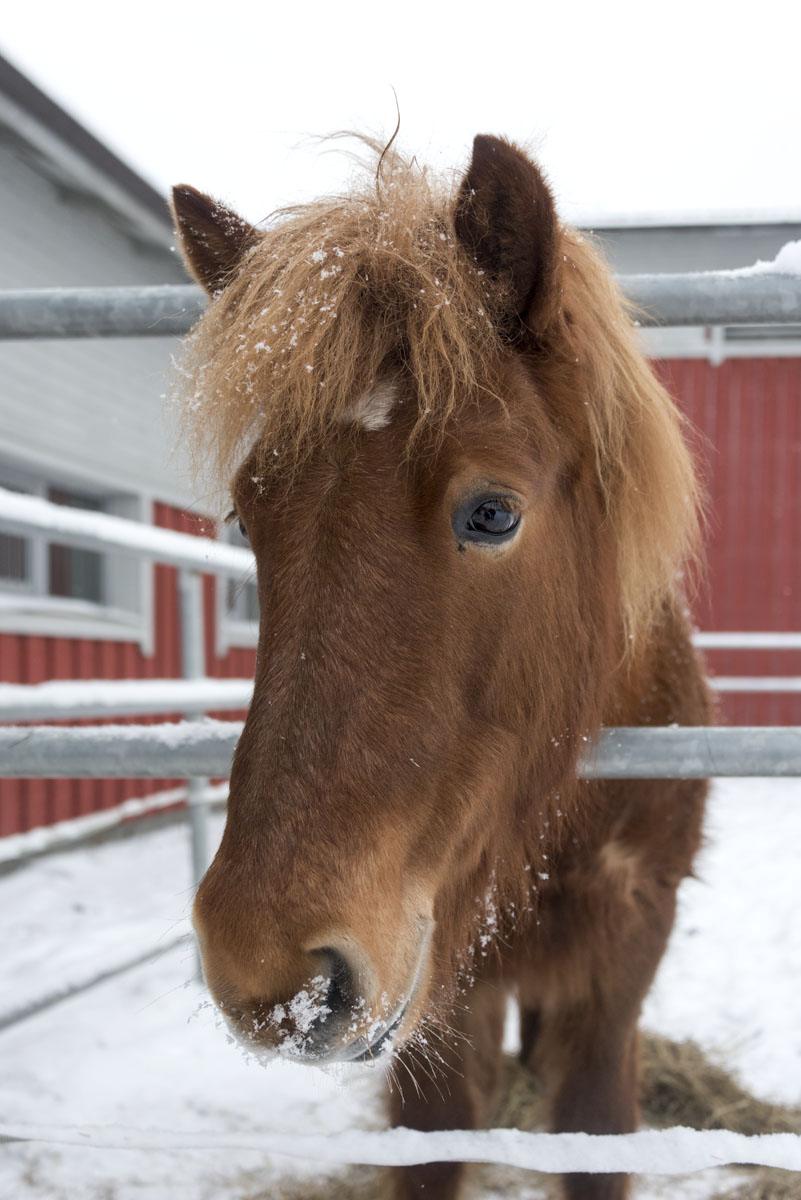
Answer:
0;51;172;249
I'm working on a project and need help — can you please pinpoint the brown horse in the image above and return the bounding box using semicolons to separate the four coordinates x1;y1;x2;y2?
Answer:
171;135;711;1200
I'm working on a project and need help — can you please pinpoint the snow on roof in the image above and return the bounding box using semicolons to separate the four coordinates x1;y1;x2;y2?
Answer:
0;51;169;227
566;205;801;230
714;238;801;278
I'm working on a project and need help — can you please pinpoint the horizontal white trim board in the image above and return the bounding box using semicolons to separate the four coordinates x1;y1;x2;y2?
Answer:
695;631;801;649
0;608;149;647
713;676;801;693
0;1122;799;1174
641;324;801;361
1;722;800;778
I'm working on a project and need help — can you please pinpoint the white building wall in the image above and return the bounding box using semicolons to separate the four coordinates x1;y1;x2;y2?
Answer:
0;133;196;508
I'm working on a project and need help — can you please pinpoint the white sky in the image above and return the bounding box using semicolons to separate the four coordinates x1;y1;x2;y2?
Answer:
2;0;800;226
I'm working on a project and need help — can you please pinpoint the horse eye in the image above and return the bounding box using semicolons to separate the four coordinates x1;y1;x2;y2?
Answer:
238;519;248;541
454;495;522;545
466;502;519;537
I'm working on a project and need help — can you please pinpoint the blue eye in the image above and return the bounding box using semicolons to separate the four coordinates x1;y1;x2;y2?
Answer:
454;495;522;545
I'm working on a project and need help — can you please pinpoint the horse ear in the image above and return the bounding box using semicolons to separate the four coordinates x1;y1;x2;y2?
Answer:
171;184;259;295
453;135;559;338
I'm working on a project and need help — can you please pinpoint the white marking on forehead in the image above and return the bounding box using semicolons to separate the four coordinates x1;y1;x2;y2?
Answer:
342;378;398;430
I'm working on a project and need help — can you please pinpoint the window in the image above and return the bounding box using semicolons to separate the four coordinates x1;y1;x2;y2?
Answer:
0;480;30;591
0;530;30;587
48;487;105;603
0;463;152;650
217;521;259;651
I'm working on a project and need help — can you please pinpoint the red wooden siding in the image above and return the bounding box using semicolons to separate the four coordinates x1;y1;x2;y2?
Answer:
0;356;799;836
658;357;801;725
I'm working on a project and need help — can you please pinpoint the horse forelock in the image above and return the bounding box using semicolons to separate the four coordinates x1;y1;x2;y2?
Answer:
175;151;507;481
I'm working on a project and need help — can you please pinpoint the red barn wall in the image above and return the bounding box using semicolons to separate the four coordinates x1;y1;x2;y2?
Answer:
659;357;801;726
1;355;799;835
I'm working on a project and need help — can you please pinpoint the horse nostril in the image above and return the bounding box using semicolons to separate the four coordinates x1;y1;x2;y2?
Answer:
311;946;354;1017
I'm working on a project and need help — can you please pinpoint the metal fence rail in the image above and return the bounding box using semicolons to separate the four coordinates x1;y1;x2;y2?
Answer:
622;271;801;327
2;722;800;779
0;285;205;339
0;273;800;340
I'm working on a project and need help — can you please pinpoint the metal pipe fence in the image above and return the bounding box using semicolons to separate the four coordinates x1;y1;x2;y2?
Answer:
0;285;205;339
0;269;799;1134
0;273;800;339
2;722;801;779
1;274;799;892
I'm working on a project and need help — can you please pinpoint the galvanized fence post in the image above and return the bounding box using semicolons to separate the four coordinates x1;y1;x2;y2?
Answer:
178;568;210;980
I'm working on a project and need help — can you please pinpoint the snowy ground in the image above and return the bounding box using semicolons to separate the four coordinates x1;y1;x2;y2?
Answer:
0;778;799;1199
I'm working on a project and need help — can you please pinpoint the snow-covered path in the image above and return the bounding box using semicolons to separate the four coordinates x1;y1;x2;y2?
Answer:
0;779;799;1199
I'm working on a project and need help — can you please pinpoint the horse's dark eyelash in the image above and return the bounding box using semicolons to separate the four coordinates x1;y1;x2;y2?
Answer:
224;509;237;525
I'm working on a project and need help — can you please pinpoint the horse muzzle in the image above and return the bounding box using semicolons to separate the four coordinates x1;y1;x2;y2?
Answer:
212;920;434;1066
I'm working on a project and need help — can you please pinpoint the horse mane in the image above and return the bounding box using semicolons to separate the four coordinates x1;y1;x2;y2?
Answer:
175;143;700;645
547;232;702;644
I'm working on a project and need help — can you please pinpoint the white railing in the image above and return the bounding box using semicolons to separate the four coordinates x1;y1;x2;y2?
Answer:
0;487;251;574
2;671;799;725
0;677;253;721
